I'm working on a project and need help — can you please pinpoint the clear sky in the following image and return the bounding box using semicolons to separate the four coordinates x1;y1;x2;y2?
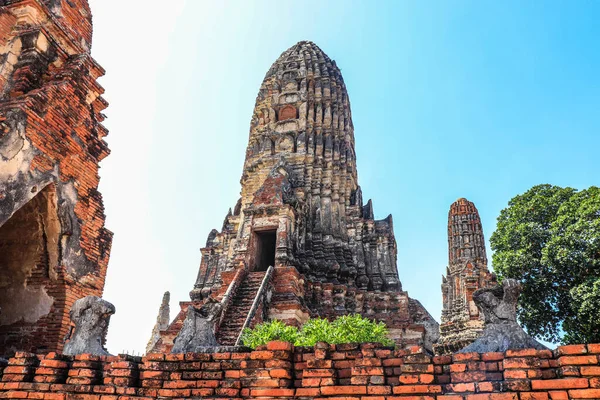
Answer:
88;0;600;354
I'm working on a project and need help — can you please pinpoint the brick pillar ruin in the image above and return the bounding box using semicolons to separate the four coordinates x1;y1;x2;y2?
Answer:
150;41;439;353
0;0;111;355
434;198;496;355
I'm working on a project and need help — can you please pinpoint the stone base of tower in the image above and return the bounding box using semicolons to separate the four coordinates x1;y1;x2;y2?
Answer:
150;266;439;354
303;280;437;349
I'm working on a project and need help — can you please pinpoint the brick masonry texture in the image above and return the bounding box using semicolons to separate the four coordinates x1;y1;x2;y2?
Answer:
0;0;111;355
0;342;599;399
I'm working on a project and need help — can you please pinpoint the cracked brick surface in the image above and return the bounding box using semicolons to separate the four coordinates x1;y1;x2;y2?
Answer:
0;0;111;355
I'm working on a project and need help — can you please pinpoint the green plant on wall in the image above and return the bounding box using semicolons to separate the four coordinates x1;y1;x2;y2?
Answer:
238;320;299;349
239;314;394;349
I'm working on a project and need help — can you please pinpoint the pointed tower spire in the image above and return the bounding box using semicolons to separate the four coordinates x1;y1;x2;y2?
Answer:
447;198;487;267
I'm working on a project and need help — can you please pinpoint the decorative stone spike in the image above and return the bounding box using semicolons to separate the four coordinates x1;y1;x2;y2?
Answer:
459;279;547;353
145;292;170;354
63;296;115;356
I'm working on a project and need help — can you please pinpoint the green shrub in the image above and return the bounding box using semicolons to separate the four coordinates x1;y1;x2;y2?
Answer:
331;314;395;347
240;314;394;349
239;320;299;349
294;317;336;346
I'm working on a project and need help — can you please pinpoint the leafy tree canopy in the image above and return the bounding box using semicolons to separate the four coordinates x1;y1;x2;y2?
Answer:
490;184;600;344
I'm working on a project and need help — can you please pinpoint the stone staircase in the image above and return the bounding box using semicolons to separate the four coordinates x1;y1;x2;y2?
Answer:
217;271;266;346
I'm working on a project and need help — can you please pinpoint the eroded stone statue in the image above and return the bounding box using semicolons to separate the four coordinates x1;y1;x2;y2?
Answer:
63;296;115;356
171;297;223;353
460;279;546;353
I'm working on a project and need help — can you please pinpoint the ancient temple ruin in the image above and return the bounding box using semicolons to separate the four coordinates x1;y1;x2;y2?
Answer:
150;41;438;353
434;198;496;355
0;0;111;355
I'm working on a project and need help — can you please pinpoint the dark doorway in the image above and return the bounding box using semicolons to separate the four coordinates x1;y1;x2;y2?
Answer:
254;230;276;271
0;185;59;331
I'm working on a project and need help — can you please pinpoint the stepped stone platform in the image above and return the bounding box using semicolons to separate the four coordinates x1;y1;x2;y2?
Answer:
0;342;599;399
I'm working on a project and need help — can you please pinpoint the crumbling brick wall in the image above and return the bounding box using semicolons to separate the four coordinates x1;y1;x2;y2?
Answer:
0;0;111;355
0;342;598;399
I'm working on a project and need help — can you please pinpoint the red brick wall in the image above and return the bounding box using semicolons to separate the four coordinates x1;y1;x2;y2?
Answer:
0;54;111;354
0;0;111;355
0;343;599;399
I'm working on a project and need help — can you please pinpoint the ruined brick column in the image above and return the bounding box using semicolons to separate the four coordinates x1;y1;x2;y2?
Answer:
0;0;111;355
434;198;496;355
152;41;438;352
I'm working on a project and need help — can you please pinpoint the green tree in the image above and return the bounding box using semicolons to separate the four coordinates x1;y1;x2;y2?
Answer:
490;184;600;344
564;278;600;344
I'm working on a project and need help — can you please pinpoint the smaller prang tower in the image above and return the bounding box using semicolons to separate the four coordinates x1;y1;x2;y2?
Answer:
434;198;496;355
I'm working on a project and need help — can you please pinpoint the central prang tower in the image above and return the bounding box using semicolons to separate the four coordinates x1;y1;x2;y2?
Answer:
149;41;438;352
194;41;400;292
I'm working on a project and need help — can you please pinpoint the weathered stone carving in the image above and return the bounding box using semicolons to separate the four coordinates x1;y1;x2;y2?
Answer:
63;296;115;356
171;298;224;353
459;279;547;353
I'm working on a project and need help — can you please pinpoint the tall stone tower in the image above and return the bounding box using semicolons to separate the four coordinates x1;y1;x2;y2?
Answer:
0;0;111;355
434;198;496;355
150;41;438;352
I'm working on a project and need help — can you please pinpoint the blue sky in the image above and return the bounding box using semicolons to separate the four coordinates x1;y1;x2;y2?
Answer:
89;0;600;354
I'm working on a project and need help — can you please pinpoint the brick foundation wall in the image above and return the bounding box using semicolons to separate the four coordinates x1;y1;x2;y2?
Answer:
0;342;599;399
